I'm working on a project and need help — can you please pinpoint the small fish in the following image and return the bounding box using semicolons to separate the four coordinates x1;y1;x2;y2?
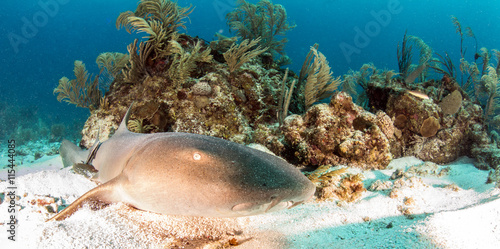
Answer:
407;90;429;100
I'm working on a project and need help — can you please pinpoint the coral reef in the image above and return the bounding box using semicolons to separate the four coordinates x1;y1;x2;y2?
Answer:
81;113;118;147
420;117;440;138
367;76;490;164
165;38;213;86
276;68;296;126
96;52;129;91
281;92;393;170
127;119;155;133
52;0;500;192
96;52;129;78
451;16;469;60
76;0;288;147
481;66;500;125
80;61;285;147
439;90;462;115
123;39;155;84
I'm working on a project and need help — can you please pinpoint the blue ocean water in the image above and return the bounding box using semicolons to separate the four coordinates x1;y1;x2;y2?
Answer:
1;0;499;140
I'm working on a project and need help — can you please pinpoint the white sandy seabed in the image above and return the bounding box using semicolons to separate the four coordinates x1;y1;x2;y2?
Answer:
0;155;499;248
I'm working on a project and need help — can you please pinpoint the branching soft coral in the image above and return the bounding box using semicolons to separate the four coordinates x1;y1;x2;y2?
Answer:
303;46;341;109
96;52;129;78
226;0;295;57
96;52;129;91
123;39;155;84
223;37;268;73
406;36;432;84
53;61;102;111
459;58;480;95
481;66;500;122
165;39;213;87
397;32;432;84
116;0;193;54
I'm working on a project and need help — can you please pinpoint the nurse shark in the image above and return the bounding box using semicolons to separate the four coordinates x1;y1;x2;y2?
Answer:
49;105;315;221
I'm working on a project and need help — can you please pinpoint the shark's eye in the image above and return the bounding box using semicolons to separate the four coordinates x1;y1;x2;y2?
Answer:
193;152;202;160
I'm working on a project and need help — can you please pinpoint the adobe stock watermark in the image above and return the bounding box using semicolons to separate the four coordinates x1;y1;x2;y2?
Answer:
339;0;403;64
7;0;70;54
212;0;237;22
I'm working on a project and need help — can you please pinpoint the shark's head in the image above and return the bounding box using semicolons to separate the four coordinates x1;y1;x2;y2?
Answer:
122;132;316;217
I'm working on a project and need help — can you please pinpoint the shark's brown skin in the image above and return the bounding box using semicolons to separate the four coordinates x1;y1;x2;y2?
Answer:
48;106;315;221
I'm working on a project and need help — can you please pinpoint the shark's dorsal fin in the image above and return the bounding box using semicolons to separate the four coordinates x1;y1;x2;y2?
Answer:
116;103;134;135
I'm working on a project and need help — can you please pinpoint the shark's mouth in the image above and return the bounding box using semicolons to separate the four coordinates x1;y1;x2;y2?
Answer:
231;197;308;216
230;186;315;216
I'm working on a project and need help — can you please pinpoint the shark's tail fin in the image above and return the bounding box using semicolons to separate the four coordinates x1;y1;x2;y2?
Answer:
59;139;89;167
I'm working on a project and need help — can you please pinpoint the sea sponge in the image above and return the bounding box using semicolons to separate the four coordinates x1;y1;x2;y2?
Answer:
394;114;407;129
439;90;462;115
192;81;212;96
420;116;440;137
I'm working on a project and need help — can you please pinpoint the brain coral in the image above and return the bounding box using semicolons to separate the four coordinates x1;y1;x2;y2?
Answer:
192;81;212;96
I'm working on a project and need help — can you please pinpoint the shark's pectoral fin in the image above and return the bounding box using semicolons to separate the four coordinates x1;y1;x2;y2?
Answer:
46;179;118;222
59;139;88;167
